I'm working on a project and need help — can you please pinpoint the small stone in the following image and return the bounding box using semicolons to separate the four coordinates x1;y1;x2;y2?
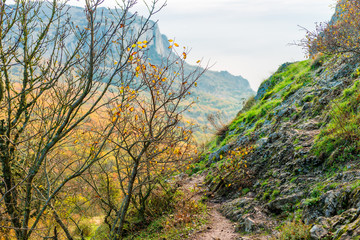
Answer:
244;217;256;232
310;225;328;239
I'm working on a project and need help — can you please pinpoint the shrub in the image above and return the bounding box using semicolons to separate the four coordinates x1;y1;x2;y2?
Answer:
310;53;326;70
276;220;310;240
303;0;360;61
75;223;93;238
210;146;254;194
240;95;256;113
207;111;230;139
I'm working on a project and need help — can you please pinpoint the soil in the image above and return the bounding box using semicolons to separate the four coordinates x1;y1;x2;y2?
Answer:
181;174;271;240
182;175;241;240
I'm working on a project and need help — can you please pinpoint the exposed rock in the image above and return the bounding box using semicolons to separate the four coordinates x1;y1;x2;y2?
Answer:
266;192;304;214
207;143;233;165
244;217;256;232
277;107;296;119
254;63;292;101
310;225;328;239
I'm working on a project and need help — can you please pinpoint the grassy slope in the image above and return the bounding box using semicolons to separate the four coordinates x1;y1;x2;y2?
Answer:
190;55;360;239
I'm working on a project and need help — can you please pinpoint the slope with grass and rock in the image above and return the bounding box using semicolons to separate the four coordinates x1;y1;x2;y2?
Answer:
190;53;360;239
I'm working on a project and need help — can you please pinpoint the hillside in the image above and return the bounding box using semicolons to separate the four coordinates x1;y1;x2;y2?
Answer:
193;54;360;239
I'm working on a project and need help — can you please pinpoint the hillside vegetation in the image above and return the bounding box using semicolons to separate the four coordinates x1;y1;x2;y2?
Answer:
187;2;360;239
194;57;360;240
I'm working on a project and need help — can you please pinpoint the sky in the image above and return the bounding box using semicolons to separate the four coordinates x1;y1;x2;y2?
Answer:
68;0;336;90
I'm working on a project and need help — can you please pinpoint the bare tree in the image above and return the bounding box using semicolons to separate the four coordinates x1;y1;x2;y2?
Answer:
82;43;207;239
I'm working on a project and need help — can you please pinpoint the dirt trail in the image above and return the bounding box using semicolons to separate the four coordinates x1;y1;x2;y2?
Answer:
182;175;242;240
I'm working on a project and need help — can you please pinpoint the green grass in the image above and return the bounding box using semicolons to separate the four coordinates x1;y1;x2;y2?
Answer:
313;79;360;163
290;177;297;183
264;60;312;99
204;60;314;167
229;99;282;131
242;188;250;195
261;179;269;187
295;146;304;151
271;189;281;200
302;94;315;103
303;197;320;206
229;60;312;135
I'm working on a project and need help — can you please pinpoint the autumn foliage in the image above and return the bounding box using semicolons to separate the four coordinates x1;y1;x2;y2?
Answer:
209;146;254;194
0;1;206;239
303;0;360;58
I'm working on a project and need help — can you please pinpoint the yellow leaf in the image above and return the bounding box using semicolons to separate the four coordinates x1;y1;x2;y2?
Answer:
143;40;148;44
132;44;137;48
143;45;147;48
114;61;118;65
168;39;173;42
196;60;201;63
168;45;173;49
174;43;179;47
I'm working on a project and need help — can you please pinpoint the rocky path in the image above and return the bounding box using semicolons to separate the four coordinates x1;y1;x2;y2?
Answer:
191;202;241;240
182;175;241;240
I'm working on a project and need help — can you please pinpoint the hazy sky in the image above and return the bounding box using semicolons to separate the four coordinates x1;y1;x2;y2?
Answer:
69;0;336;90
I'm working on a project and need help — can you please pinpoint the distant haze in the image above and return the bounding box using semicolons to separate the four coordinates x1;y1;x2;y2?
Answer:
69;0;335;90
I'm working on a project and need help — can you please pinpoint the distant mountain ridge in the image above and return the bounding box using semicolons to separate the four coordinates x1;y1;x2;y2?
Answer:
70;5;254;127
16;4;255;131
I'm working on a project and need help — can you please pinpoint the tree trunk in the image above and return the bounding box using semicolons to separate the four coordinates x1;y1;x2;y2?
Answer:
114;159;140;239
0;120;23;240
